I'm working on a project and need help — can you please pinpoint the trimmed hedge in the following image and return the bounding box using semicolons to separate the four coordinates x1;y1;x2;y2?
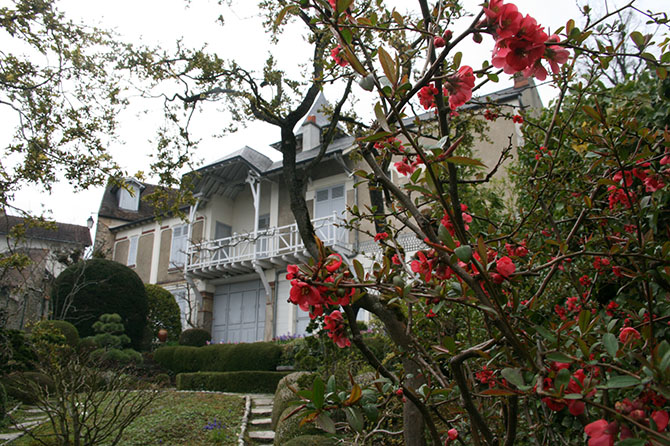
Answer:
176;371;290;393
153;342;282;374
146;284;182;342
178;328;210;347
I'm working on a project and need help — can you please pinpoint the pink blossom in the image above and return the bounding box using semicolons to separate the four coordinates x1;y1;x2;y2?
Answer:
496;256;516;278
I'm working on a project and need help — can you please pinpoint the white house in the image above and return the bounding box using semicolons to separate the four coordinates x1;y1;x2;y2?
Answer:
96;78;542;343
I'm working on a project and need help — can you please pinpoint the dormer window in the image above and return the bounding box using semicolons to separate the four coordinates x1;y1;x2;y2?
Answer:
118;181;141;211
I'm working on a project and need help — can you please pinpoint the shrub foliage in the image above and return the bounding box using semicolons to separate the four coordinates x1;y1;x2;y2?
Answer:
145;284;182;342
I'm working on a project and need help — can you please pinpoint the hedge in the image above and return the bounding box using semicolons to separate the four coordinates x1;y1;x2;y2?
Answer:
176;371;290;393
178;328;210;347
153;342;282;374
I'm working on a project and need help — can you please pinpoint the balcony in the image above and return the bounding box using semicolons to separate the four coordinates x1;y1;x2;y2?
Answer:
186;215;347;278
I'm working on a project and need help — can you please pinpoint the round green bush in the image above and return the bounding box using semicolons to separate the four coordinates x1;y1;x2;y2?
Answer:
178;328;210;347
32;320;79;347
1;371;55;404
51;259;148;350
90;348;143;366
145;284;182;343
283;435;336;446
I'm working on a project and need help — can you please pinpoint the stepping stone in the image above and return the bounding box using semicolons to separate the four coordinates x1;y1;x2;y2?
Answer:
250;417;272;425
14;419;46;429
248;430;275;441
24;408;45;414
251;406;272;415
252;398;273;406
0;432;23;441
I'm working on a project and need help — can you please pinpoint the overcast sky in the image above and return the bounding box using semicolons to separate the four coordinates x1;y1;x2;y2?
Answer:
6;0;668;229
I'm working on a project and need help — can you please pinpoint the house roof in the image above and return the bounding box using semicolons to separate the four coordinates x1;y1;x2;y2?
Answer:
0;215;91;246
97;181;184;223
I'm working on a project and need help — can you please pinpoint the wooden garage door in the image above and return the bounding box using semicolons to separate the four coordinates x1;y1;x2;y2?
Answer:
213;280;265;343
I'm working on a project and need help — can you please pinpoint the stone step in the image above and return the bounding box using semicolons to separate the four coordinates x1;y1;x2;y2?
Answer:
0;432;23;442
252;398;273;406
251;406;272;415
248;430;275;441
23;408;45;414
250;417;272;426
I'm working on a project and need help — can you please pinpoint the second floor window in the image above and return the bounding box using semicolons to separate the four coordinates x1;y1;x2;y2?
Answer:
127;235;138;266
119;183;140;211
170;225;188;268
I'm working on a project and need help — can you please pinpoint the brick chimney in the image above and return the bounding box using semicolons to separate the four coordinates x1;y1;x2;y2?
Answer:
514;73;529;89
301;115;321;151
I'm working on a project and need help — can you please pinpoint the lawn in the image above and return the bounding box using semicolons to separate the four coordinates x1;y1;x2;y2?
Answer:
8;391;245;446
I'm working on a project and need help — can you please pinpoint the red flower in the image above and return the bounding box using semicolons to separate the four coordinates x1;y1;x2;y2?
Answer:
418;83;439;109
446;428;458;442
512;114;524;124
374;232;389;242
445;65;475;109
395;158;416;176
584;419;618;446
652;410;669;432
331;46;349;67
289;280;323;312
286;264;299;280
324;253;343;272
411;251;434;282
496;256;516;278
619;327;641;344
323;310;351;348
434;36;446;48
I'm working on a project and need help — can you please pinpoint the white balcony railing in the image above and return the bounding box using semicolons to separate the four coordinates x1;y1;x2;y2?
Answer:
186;214;345;273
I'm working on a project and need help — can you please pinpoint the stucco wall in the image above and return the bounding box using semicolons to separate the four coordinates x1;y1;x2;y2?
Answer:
113;238;129;264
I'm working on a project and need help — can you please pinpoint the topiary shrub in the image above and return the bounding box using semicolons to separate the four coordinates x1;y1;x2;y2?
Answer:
0;329;36;374
178;328;210;347
145;284;182;343
32;320;79;347
153;346;177;371
283;435;336;446
51;258;148;350
176;371;290;393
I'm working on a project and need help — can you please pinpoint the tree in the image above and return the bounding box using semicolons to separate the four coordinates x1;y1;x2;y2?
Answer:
51;258;148;350
145;284;182;343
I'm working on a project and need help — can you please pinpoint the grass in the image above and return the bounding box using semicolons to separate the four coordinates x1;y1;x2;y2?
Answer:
7;391;245;446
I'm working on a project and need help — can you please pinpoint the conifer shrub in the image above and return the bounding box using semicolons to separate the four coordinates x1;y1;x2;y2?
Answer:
145;284;182;342
178;328;210;347
32;320;79;347
51;259;148;350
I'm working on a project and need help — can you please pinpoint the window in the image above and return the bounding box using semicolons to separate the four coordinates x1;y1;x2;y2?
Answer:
170;225;188;268
127;235;138;266
118;183;140;211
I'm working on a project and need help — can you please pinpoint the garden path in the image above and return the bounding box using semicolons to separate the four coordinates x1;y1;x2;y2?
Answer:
245;393;275;445
0;405;48;445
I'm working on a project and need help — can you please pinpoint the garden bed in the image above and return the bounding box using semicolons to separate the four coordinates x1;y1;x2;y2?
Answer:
7;391;245;446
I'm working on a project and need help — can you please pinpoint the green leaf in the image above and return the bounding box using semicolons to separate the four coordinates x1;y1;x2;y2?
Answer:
374;102;391;132
555;368;571;390
582;105;602;122
603;333;619;358
501;368;524;389
659;348;670;371
378;46;397;86
452;52;462;69
362;404;378;422
357;131;392;143
454;245;473;262
326;375;336;394
337;0;354;14
546;352;573;363
630;31;646;49
487;73;499;82
317;413;336;434
345;407;364;433
578;309;591;335
274;5;298;25
606;375;640;389
312;375;325;409
353;259;365;281
535;325;557;343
